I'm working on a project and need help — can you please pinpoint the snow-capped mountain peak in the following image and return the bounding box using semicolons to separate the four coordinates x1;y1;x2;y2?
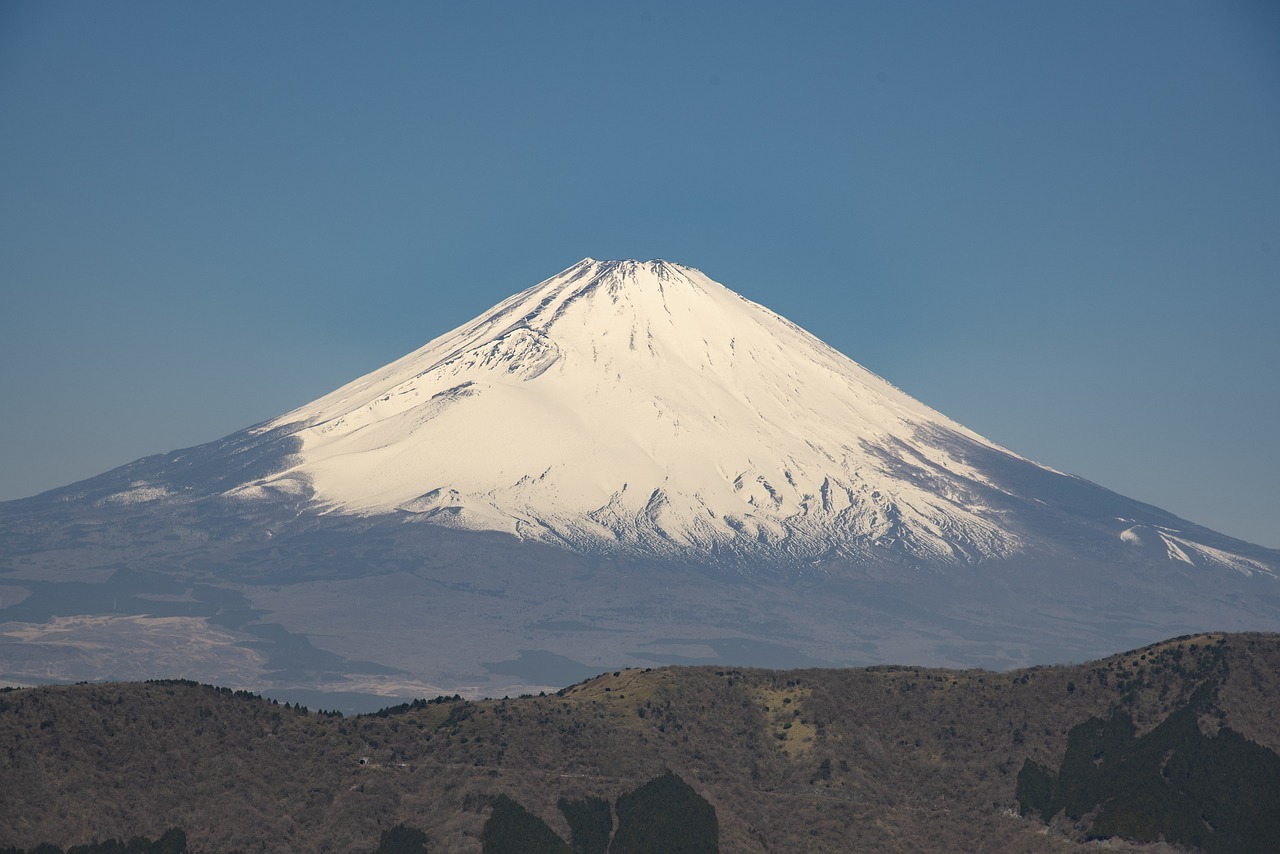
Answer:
5;257;1277;700
239;258;1047;563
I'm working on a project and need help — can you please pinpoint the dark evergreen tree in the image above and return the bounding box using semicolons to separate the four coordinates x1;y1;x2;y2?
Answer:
610;771;718;854
482;794;570;854
374;824;429;853
1014;759;1055;820
147;829;185;854
1018;682;1280;852
56;829;185;854
558;796;612;854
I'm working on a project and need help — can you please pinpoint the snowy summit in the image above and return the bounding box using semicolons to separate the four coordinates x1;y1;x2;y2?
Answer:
219;257;1263;575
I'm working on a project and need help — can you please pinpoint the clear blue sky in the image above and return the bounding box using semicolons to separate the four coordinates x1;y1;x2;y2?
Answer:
2;1;1277;548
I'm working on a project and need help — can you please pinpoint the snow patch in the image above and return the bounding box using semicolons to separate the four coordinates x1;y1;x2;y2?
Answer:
1160;531;1277;578
101;483;171;505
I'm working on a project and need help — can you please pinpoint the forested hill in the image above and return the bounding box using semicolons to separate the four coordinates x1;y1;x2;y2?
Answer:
2;633;1278;852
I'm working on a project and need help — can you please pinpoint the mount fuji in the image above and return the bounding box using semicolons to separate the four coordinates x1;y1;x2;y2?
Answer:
2;259;1277;704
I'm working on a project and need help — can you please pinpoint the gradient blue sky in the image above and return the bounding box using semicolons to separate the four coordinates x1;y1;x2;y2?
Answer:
2;1;1277;548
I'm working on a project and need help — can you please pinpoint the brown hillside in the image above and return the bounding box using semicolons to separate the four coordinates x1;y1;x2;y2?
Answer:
1;632;1277;852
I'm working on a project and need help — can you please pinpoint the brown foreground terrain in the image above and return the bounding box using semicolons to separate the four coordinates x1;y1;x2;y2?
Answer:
1;632;1277;852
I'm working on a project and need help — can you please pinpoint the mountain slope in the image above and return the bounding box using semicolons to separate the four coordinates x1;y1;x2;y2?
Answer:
240;258;1021;563
221;258;1271;574
0;258;1277;699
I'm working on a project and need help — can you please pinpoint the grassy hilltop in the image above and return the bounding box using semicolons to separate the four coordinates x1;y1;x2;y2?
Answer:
1;632;1278;852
